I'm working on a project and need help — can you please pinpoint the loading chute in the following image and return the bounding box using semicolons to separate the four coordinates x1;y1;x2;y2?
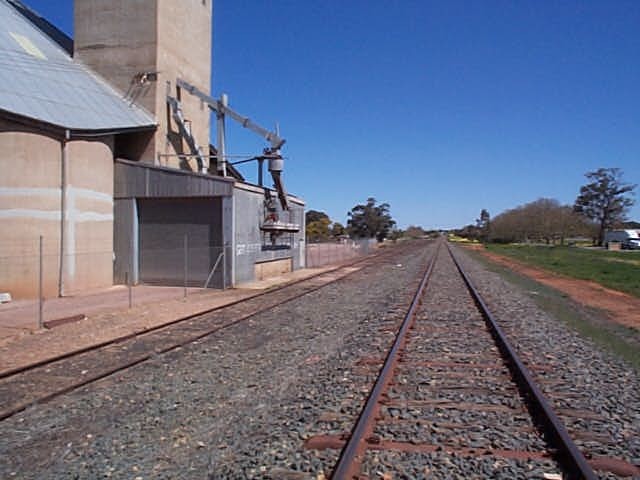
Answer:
175;78;290;211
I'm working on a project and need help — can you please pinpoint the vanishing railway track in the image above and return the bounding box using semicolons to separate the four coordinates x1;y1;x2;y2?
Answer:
0;245;406;422
305;240;636;479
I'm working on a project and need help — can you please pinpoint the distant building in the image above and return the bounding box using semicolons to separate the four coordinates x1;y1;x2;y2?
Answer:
604;230;640;249
0;0;305;299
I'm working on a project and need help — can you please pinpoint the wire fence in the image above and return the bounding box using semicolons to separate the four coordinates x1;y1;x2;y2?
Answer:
0;237;233;330
137;244;230;290
305;238;376;268
0;237;231;300
1;236;377;315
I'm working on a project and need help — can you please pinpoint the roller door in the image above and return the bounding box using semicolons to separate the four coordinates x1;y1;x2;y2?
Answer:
138;198;222;286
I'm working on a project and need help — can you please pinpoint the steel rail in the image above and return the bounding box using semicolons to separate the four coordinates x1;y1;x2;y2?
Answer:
330;242;440;479
0;244;412;422
0;247;390;382
446;243;597;480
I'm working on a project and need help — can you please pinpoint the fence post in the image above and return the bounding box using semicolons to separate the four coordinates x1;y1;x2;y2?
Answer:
125;271;132;309
38;235;43;329
183;234;188;298
222;244;227;290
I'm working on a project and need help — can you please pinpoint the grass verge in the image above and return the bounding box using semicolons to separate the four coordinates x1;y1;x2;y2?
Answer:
466;249;640;372
484;244;640;298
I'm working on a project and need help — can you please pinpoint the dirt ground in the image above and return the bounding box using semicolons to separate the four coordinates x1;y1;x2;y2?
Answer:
466;245;640;331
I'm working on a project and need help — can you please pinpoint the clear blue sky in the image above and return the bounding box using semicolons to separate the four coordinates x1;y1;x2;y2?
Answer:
23;0;640;229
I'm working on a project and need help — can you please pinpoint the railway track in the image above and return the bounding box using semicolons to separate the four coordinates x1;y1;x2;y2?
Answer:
305;240;636;479
0;245;406;422
2;239;637;479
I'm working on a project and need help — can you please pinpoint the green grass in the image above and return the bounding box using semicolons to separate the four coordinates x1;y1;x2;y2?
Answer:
466;250;640;371
484;244;640;298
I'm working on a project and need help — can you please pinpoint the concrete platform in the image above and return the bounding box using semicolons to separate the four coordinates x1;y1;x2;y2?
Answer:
0;266;333;375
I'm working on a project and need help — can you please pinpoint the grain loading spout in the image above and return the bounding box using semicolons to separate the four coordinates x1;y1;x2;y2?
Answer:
176;78;290;210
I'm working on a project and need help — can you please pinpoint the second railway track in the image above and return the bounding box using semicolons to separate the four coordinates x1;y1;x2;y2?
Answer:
0;246;405;422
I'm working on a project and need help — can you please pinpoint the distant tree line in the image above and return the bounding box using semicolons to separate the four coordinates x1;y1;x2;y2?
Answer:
305;210;345;242
489;198;592;244
306;197;396;243
455;168;637;246
307;197;439;243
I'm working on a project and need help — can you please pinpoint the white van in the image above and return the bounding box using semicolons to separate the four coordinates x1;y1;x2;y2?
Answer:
604;230;640;249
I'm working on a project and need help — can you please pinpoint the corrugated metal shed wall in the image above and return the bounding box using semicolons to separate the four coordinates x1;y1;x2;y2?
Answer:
113;160;233;287
233;186;305;284
114;160;234;199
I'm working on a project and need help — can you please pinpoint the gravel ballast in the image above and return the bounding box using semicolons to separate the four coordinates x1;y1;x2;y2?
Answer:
1;240;638;479
0;242;434;479
452;244;640;477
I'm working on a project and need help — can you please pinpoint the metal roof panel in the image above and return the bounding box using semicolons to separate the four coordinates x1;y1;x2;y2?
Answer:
0;0;156;131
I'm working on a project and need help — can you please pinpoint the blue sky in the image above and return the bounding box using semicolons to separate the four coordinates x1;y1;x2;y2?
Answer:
23;0;640;229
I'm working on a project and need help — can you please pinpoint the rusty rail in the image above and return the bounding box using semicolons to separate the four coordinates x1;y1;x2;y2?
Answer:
0;246;408;422
446;243;597;480
330;243;440;479
330;240;598;479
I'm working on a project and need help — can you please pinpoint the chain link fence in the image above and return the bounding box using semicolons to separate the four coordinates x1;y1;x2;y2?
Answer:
0;236;117;327
1;237;234;330
137;243;230;290
0;237;231;298
305;238;376;268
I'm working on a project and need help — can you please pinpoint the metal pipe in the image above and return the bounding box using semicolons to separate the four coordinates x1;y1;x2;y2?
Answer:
38;235;43;329
176;78;285;150
58;130;69;297
203;251;225;289
216;94;227;176
125;272;132;309
156;153;257;159
222;243;227;290
183;235;188;298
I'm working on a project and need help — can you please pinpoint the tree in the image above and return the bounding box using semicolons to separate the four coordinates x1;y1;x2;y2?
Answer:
476;209;491;242
305;210;329;225
388;227;404;242
347;197;396;242
305;210;331;242
489;198;593;244
306;217;331;242
574;168;636;246
405;225;426;238
330;222;346;238
454;224;481;241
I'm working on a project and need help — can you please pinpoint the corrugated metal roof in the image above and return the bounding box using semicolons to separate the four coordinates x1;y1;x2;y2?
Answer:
0;0;155;131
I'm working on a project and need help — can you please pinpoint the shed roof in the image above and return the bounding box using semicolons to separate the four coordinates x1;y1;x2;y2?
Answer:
0;0;155;132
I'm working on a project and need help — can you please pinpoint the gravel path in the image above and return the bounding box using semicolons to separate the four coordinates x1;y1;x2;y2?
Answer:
0;241;434;479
